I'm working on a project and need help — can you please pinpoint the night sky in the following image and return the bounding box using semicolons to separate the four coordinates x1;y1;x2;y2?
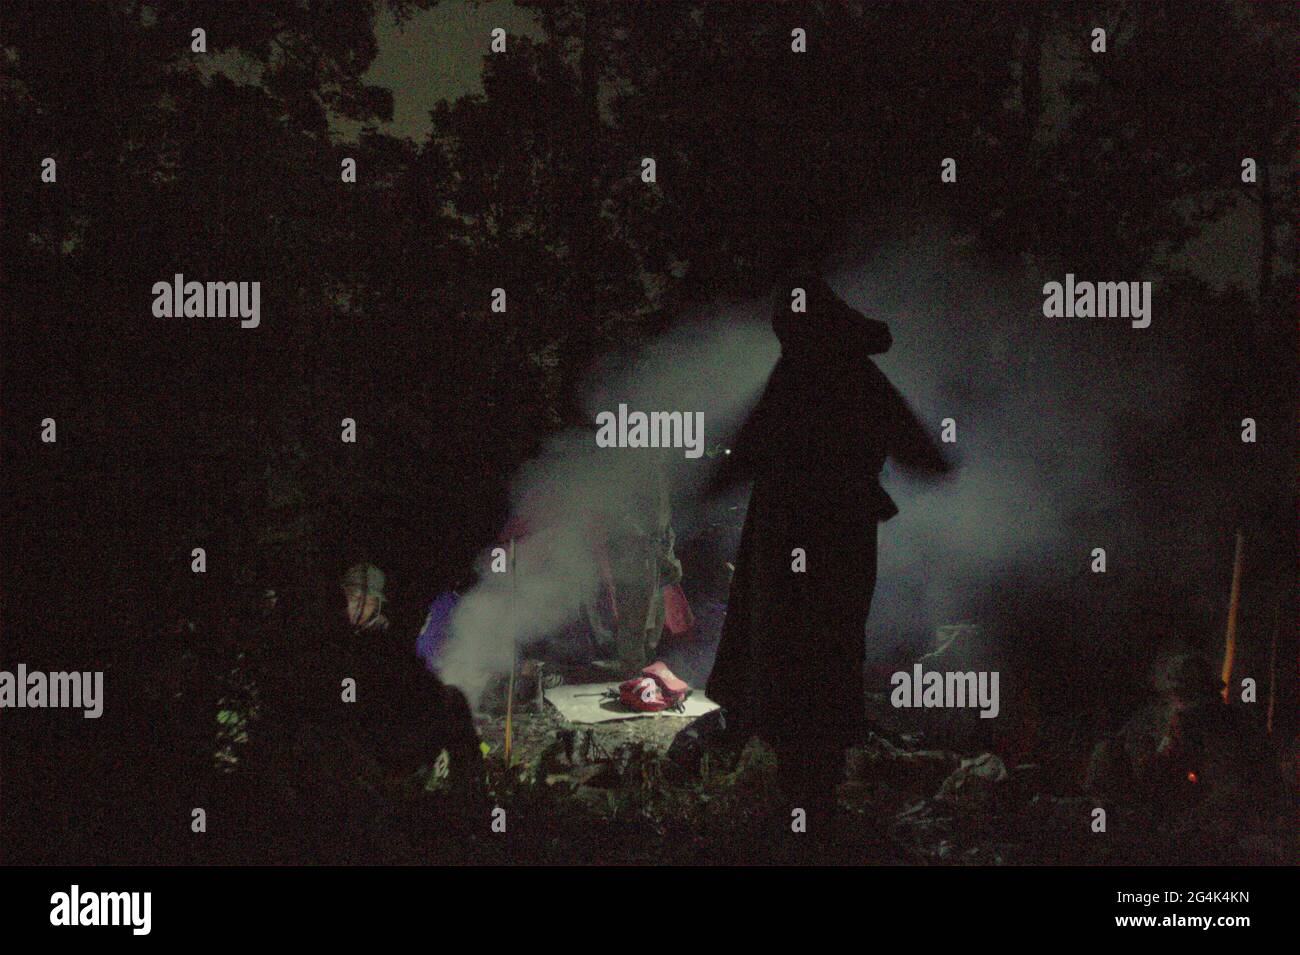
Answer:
346;2;1263;290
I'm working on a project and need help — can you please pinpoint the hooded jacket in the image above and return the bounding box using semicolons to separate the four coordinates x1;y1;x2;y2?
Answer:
720;274;947;519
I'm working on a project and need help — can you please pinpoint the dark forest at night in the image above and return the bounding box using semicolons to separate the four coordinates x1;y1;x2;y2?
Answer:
1;0;1296;896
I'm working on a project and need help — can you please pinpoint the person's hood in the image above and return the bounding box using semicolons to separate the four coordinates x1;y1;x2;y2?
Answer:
771;274;892;357
342;562;386;599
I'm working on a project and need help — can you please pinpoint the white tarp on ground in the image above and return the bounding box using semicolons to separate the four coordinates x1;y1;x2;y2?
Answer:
544;682;720;725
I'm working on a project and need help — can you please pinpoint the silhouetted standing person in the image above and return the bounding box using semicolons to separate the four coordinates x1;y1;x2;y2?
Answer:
703;272;952;826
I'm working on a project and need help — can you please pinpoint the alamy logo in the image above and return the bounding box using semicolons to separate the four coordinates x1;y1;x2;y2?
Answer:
152;273;260;328
594;403;705;459
50;885;151;935
1042;273;1151;328
890;664;1000;719
0;665;103;718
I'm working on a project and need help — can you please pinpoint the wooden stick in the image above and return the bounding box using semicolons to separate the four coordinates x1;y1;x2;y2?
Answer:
1219;529;1244;704
504;537;517;765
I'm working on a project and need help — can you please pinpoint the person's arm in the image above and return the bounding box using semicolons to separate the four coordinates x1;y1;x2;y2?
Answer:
703;360;786;497
871;363;955;477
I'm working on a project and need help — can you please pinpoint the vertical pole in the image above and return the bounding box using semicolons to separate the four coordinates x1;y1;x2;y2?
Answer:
1219;530;1244;704
504;538;517;765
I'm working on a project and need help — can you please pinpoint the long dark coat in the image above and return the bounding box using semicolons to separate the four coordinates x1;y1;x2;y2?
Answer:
706;278;949;769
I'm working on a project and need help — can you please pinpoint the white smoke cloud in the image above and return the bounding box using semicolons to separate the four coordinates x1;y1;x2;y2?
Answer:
440;226;1192;702
841;229;1187;650
438;307;777;705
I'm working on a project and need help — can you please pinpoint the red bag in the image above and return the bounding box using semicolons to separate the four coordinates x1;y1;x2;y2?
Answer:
641;661;689;706
619;675;671;712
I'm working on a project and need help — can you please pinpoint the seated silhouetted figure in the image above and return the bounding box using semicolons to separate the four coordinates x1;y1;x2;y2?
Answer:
238;563;482;862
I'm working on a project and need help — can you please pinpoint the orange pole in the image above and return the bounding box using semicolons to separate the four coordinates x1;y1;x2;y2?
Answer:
504;538;517;765
1219;530;1244;704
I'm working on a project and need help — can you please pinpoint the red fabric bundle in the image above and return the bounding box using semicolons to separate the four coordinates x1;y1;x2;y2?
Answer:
662;584;695;637
619;675;671;712
641;661;689;706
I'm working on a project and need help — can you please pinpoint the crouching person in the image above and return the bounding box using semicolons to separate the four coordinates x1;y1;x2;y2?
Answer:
241;563;484;862
335;563;485;854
